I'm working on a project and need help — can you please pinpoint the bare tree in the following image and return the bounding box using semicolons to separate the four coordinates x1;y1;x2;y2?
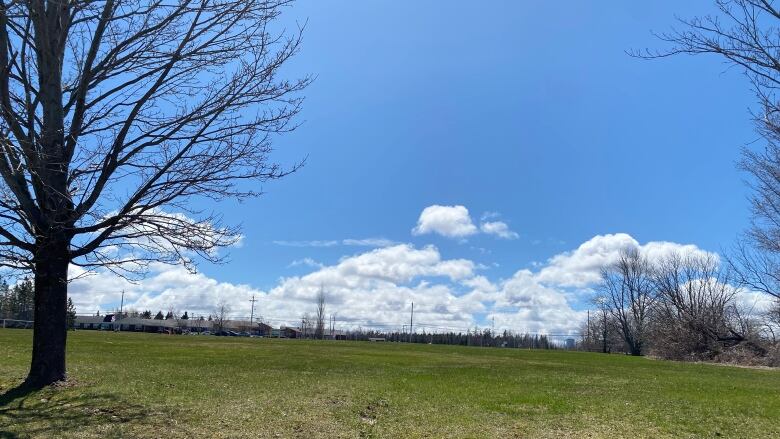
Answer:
314;286;325;339
635;0;780;364
0;1;308;386
598;247;656;356
729;238;780;300
170;306;188;333
766;299;780;342
300;312;311;339
651;251;745;359
213;301;230;334
590;295;619;354
641;1;780;299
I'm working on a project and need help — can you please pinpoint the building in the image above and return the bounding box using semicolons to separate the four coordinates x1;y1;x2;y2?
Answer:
256;322;273;337
74;316;325;339
74;315;114;330
74;315;213;333
325;330;347;340
280;326;300;338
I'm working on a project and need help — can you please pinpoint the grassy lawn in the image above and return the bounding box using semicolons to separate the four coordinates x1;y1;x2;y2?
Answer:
1;329;779;438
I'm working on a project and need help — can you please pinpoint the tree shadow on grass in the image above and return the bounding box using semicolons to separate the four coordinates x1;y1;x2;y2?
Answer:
0;382;153;438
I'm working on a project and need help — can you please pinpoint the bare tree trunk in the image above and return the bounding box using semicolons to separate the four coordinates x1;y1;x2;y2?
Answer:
0;1;306;386
26;238;70;387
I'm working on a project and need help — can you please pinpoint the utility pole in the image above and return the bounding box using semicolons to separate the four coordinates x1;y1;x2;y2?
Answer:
491;316;495;347
249;295;257;333
118;290;125;331
409;301;414;344
586;310;590;349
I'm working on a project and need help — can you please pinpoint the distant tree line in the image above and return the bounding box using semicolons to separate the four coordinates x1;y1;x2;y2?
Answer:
340;328;556;349
298;289;560;348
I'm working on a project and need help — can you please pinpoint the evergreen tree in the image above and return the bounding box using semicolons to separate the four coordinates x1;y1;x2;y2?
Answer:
140;310;152;319
154;311;164;320
11;278;34;321
164;311;173;320
66;298;77;330
0;278;9;319
181;311;189;320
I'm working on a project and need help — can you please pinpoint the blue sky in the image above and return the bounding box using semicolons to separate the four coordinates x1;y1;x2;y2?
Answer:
220;0;753;283
71;1;764;334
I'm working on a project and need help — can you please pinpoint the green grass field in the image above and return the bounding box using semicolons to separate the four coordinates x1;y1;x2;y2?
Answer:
1;329;779;438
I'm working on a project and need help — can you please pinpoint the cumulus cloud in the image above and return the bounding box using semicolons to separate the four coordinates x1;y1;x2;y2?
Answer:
307;244;475;286
536;233;717;288
412;205;518;240
458;271;584;333
69;233;725;336
69;245;478;329
480;221;519;240
67;263;262;318
69;243;579;334
412;205;478;238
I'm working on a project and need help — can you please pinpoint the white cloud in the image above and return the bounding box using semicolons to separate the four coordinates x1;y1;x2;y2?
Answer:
480;221;519;240
68;233;726;337
536;233;717;288
67;263;263;319
69;245;477;329
321;244;474;285
272;240;339;247
273;238;396;248
536;233;639;288
412;205;518;240
480;211;501;221
342;238;396;247
69;241;579;333
287;258;324;269
458;270;583;333
412;205;478;238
